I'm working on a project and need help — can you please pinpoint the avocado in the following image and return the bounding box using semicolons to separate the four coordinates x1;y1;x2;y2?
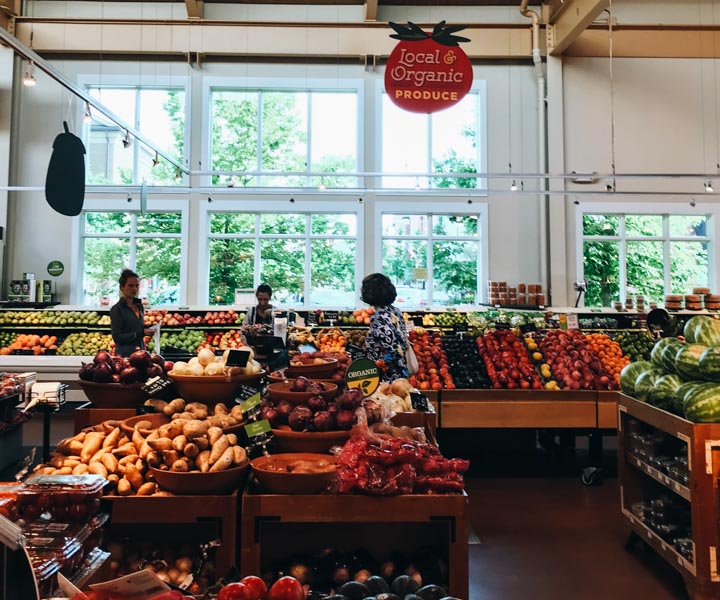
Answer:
391;575;420;597
416;585;447;600
338;581;371;600
365;576;390;595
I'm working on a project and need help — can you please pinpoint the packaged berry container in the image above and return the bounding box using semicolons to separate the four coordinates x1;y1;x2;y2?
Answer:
0;496;18;521
25;531;84;575
0;481;22;497
17;474;104;522
27;554;61;598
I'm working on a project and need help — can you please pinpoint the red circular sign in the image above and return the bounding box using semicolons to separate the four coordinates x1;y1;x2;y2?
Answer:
385;35;474;114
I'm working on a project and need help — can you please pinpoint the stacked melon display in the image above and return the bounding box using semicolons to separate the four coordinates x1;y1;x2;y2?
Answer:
620;315;720;422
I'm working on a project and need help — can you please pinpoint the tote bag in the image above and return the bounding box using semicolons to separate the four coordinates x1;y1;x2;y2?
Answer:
405;339;419;375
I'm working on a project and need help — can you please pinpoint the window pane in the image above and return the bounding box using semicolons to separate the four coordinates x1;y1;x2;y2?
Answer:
137;212;181;234
85;212;131;234
626;215;662;237
670;215;708;237
136;238;181;305
626;241;664;302
208;239;255;304
382;240;428;307
83;238;130;305
310;239;356;307
137;90;186;186
89;88;136;124
582;214;619;236
431;96;478;189
433;240;478;305
210;213;255;235
310;92;358;188
382;214;428;237
260;238;305;301
433;215;478;237
311;214;356;236
583;240;619;306
261;92;307;187
211;90;259;187
260;214;305;235
670;241;709;293
382;95;428;188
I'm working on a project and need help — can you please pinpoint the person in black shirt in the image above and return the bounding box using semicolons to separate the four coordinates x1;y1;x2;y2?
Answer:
110;269;155;357
246;283;274;325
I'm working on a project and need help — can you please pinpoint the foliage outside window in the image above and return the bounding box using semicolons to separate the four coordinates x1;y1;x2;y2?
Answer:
380;212;482;307
210;89;358;188
85;87;185;186
208;212;357;306
381;91;483;189
581;212;710;306
81;212;183;306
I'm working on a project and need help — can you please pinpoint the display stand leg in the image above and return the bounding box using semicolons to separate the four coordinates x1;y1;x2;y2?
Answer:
588;431;602;465
624;530;639;550
39;406;56;463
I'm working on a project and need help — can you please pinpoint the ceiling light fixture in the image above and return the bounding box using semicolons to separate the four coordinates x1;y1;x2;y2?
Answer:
510;180;518;192
22;60;36;87
705;179;714;192
122;131;132;149
83;102;92;123
152;152;160;168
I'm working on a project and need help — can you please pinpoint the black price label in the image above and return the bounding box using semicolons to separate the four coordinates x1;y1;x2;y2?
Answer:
345;343;366;360
494;322;511;330
323;310;339;322
236;384;262;402
305;312;319;326
224;349;251;368
410;391;430;412
412;316;424;327
519;323;537;334
452;322;468;333
141;376;176;399
240;393;262;421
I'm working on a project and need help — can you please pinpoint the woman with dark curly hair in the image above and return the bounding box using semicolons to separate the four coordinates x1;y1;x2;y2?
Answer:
361;273;410;382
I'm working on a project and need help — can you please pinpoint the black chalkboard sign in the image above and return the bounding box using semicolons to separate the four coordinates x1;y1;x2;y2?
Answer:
141;376;176;400
306;312;319;326
519;323;537;334
410;391;430;412
224;349;251;368
324;310;339;322
452;322;468;333
494;322;511;330
345;343;366;360
412;316;424;327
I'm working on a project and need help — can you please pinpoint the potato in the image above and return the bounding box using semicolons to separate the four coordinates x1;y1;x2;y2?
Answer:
172;435;188;452
230;405;245;421
195;437;210;451
186;403;209;420
117;478;133;496
148;437;173;452
146;450;162;468
196;450;211;473
207;426;223;445
171;458;190;472
214;403;229;415
172;412;195;421
209;447;234;472
163;398;186;416
226;433;238;445
232;445;247;465
162;449;180;466
137;482;157;496
159;420;187;439
183;420;208;440
183;442;199;458
144;398;168;412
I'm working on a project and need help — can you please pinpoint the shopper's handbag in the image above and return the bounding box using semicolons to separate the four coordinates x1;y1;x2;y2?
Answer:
405;339;419;375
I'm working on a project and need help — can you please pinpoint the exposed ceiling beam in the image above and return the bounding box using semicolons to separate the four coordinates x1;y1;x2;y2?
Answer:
0;0;19;32
13;19;534;59
569;25;720;58
364;0;378;23
185;0;203;19
543;0;570;23
547;0;609;56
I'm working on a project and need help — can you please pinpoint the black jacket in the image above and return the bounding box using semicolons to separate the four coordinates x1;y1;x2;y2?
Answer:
110;298;145;357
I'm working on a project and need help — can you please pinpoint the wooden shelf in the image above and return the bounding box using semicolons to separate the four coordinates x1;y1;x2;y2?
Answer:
241;490;468;599
626;453;691;501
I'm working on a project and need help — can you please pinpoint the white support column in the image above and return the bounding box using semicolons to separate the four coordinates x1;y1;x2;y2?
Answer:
0;48;12;296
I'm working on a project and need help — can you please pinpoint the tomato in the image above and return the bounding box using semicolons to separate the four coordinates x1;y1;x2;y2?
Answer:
267;576;304;600
218;582;253;600
240;576;268;600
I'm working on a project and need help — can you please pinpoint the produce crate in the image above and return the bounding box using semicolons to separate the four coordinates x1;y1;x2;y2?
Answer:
104;491;239;577
438;389;598;428
240;489;468;599
597;391;619;429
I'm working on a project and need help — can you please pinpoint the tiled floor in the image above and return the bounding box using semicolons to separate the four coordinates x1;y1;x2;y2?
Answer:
464;476;688;599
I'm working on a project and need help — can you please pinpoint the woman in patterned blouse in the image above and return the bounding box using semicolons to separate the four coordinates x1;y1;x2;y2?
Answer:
361;273;409;382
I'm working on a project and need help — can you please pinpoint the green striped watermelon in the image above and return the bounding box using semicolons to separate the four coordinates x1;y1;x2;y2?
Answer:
683;382;720;422
620;360;653;396
634;369;663;402
660;339;685;374
684;315;720;346
651;337;683;370
699;346;720;382
674;380;704;414
683;316;704;343
675;343;709;379
649;373;682;411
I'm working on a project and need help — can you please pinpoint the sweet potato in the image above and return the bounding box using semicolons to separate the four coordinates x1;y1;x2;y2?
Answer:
226;433;238;445
196;450;211;473
80;432;104;463
56;466;73;475
207;426;223;445
118;454;140;466
124;464;144;491
146;450;162;468
171;458;191;472
62;458;81;469
112;442;137;457
209;435;229;465
137;482;157;496
101;453;119;473
132;429;146;453
89;447;108;464
68;440;86;455
88;461;108;478
103;427;121;449
72;463;89;475
106;473;120;487
139;441;152;459
172;435;188;452
162;449;180;466
117;478;133;496
195;437;210;451
209;447;234;472
159;420;187;439
232;445;247;465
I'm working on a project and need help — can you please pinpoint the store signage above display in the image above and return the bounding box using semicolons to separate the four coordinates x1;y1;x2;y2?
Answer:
385;21;473;114
346;358;380;397
47;261;64;277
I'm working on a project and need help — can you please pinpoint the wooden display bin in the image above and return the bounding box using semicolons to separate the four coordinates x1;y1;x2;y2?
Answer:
597;391;619;429
105;492;239;576
240;490;468;598
617;394;720;600
74;406;137;432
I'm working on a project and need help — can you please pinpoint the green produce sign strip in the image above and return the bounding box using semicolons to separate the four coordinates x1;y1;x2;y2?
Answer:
244;419;271;438
346;358;380;397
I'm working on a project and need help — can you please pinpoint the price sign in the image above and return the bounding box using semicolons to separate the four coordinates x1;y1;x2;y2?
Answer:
412;316;424;327
567;314;580;330
305;312;319;326
452;322;468;333
345;344;366;361
224;349;251;368
239;392;262;421
141;376;177;401
323;310;339;322
410;391;430;412
519;323;537;334
245;419;272;438
494;322;511;330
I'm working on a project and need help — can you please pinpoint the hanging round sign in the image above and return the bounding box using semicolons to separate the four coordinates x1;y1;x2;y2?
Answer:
385;21;474;114
345;358;381;398
47;260;64;276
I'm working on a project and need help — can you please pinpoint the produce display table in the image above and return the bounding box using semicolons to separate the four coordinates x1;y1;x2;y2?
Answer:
104;491;239;576
240;489;469;599
617;394;720;600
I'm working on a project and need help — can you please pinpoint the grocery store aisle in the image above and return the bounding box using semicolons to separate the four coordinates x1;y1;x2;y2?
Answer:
465;477;688;600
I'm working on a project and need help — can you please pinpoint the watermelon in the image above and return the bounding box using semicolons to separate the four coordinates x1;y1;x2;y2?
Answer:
648;373;682;411
660;339;685;374
683;382;720;422
684;315;720;346
651;337;682;370
634;369;663;402
619;360;652;396
683;316;704;343
675;343;709;380
674;380;704;415
699;346;720;382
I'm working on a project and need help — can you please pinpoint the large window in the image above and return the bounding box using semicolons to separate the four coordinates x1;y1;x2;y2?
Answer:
80;210;184;306
579;210;713;306
377;203;487;307
381;87;485;189
206;209;359;306
85;87;186;185
210;88;359;188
